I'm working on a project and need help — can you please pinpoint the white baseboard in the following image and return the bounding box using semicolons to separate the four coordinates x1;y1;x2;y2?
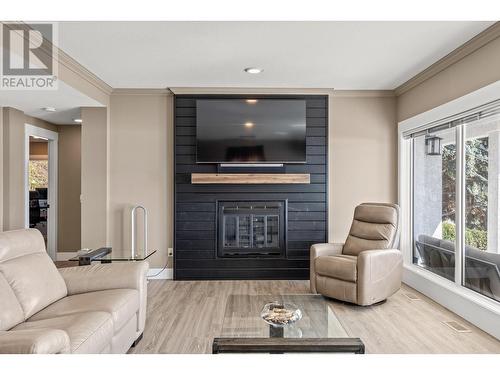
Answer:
56;252;78;261
147;268;173;280
403;265;500;340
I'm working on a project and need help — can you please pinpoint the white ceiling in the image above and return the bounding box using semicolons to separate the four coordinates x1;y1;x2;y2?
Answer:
28;106;82;125
58;21;494;89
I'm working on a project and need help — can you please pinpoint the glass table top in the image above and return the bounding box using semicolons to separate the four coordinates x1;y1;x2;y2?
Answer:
220;294;349;339
69;248;156;262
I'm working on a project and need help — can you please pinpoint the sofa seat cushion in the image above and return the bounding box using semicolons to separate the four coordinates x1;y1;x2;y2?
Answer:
28;289;139;333
315;255;358;282
12;311;113;354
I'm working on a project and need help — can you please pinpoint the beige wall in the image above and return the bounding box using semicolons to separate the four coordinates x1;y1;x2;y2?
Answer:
108;93;173;268
2;107;28;230
81;107;108;249
397;35;500;121
57;125;82;251
329;93;398;243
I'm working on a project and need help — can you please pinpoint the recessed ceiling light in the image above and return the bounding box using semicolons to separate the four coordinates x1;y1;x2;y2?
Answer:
244;67;263;74
246;99;258;104
244;122;254;128
73;118;82;124
43;107;56;112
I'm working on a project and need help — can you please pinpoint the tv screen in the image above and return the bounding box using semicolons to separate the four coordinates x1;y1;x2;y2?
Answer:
196;99;306;163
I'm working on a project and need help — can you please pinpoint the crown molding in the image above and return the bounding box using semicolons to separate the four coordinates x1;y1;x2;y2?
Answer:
111;88;173;96
169;87;335;95
395;22;500;96
57;49;113;96
169;88;395;97
331;90;395;98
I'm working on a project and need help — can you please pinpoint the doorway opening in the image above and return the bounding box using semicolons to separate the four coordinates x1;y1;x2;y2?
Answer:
29;137;49;244
25;125;58;260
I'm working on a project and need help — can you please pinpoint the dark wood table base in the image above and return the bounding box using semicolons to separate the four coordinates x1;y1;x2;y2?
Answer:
212;337;365;354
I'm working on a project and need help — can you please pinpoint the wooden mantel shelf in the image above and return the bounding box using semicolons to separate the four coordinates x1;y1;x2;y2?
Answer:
191;173;310;184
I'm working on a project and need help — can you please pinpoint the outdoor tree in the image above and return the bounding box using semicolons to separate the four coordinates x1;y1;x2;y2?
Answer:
29;160;49;191
441;137;488;250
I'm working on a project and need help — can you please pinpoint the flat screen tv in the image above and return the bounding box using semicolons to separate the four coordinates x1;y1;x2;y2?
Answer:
196;99;306;164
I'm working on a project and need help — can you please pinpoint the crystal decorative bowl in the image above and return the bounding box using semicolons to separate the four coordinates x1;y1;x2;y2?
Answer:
260;302;302;327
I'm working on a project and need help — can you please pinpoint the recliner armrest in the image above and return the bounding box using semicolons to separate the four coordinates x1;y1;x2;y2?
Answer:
310;243;344;293
58;261;149;295
310;243;344;259
357;249;403;305
0;329;70;354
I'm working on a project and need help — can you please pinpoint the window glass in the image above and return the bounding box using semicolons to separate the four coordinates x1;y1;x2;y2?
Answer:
413;127;456;281
464;118;500;303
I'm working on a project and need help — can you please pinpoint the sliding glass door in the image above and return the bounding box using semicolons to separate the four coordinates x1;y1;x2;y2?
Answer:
410;101;500;304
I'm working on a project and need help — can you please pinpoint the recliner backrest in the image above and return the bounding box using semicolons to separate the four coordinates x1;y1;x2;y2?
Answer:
342;203;400;256
0;229;67;324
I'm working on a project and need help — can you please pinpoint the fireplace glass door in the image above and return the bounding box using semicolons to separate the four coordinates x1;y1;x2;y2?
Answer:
218;201;285;257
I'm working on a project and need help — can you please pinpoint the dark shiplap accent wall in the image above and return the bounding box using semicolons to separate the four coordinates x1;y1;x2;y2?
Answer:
174;95;328;280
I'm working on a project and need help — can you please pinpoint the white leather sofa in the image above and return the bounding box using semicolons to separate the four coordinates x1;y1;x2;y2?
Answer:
0;229;148;354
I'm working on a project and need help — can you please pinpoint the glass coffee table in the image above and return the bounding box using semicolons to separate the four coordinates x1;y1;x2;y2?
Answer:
213;294;365;354
69;247;156;265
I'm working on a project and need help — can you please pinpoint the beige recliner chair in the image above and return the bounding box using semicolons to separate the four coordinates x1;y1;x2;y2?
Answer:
0;229;148;354
310;203;402;306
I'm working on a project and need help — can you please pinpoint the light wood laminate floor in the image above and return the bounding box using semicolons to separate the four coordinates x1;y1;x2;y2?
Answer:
129;280;500;354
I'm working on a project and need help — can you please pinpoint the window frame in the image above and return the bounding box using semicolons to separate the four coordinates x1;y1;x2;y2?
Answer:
398;81;500;339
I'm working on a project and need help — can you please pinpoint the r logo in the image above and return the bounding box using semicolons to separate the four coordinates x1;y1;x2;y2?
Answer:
2;23;53;76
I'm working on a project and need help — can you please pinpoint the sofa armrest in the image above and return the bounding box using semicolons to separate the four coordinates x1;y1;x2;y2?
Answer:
59;261;149;335
58;261;149;295
357;249;403;305
310;243;344;293
0;329;70;354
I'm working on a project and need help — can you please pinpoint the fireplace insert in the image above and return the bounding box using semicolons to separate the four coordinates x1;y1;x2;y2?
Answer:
217;200;286;258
